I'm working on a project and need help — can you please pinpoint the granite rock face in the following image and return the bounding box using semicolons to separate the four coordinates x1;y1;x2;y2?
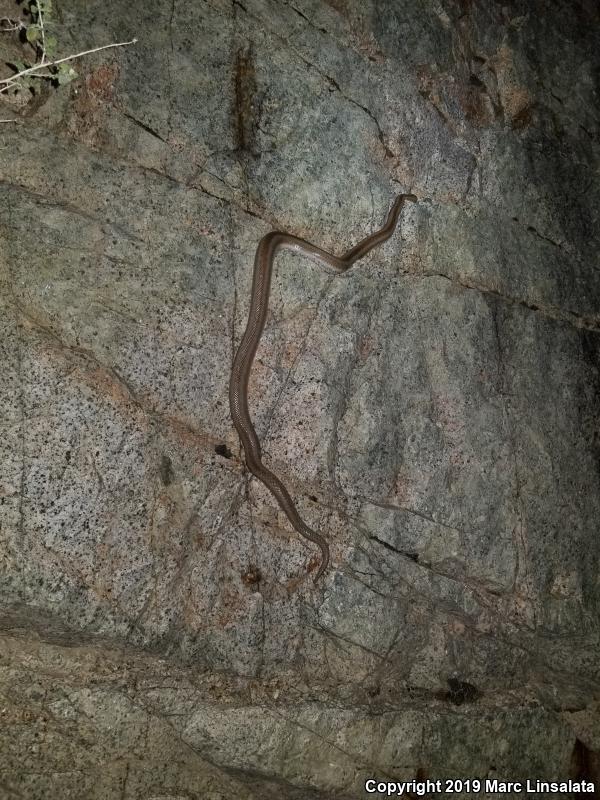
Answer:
0;0;599;797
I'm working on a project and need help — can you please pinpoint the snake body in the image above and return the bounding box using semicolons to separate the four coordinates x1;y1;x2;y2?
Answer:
229;194;416;582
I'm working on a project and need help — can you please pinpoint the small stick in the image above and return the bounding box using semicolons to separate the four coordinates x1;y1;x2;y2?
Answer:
0;18;25;32
0;37;137;93
36;0;47;64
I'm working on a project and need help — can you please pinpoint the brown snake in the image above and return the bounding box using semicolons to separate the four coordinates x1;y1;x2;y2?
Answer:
229;194;416;582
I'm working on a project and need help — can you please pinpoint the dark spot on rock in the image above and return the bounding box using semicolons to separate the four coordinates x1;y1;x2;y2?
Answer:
308;495;318;502
241;566;261;586
233;43;258;154
215;443;232;459
512;104;535;130
444;678;482;705
570;738;600;786
65;450;71;463
159;455;174;486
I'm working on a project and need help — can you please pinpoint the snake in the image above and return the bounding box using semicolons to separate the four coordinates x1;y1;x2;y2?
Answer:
229;193;416;582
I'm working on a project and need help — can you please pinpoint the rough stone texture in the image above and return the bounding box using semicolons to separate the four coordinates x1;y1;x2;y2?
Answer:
0;0;599;797
0;618;587;799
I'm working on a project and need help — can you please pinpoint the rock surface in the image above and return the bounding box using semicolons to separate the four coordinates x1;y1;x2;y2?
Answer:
0;0;599;797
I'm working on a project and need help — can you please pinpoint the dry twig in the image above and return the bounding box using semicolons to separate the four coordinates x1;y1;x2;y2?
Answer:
0;38;137;94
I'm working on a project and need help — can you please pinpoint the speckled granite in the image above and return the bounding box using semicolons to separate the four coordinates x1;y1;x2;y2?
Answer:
0;0;599;796
0;620;591;799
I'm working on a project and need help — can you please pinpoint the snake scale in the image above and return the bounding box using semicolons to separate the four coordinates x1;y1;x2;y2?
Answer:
229;194;416;582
